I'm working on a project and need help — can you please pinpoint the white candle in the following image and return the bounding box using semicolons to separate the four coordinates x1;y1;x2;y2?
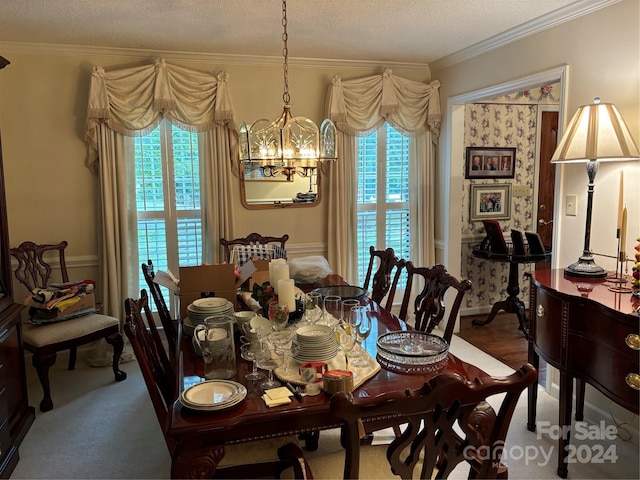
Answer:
271;262;289;294
620;206;627;255
277;278;296;313
617;170;624;235
268;258;286;288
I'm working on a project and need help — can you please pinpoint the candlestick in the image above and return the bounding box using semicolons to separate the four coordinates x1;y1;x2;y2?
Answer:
617;170;624;237
620;206;627;254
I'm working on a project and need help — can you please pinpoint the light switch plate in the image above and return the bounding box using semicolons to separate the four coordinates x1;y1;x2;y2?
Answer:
513;184;530;197
566;194;577;216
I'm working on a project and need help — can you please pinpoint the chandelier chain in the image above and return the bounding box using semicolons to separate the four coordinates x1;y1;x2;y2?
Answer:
281;0;290;105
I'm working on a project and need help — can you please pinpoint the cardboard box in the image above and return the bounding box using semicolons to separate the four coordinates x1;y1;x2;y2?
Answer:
27;293;96;320
178;264;237;320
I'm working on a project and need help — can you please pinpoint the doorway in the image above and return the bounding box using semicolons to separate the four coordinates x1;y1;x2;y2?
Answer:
443;66;568;298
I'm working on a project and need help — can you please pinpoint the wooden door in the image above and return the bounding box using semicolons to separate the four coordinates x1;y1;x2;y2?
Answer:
536;111;558;270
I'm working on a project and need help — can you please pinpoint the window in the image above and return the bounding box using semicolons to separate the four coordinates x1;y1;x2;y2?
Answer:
356;123;410;289
134;120;203;313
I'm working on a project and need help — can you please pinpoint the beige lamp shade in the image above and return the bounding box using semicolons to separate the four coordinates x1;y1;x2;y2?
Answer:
551;99;640;163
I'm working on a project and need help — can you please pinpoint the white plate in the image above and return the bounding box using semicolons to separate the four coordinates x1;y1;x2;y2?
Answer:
180;380;247;411
192;298;231;309
296;324;332;337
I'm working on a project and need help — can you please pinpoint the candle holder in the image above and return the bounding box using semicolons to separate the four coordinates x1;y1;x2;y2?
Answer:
607;236;627;284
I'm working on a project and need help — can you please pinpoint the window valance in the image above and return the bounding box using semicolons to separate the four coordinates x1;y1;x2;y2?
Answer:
326;68;441;140
85;57;236;170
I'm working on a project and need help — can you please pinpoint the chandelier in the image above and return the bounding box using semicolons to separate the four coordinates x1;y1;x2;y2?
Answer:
238;0;337;180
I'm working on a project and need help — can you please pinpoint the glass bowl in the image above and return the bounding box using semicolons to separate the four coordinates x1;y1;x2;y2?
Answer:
376;331;449;374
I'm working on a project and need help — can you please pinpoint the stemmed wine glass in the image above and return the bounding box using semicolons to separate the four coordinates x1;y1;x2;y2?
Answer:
303;291;323;324
240;322;265;381
350;307;372;368
255;343;283;389
268;328;295;375
268;301;289;331
337;329;356;370
322;295;342;328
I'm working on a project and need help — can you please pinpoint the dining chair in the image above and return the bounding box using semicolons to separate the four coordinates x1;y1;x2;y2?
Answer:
362;246;406;311
398;262;472;342
220;232;289;265
141;259;177;364
10;240;127;412
124;290;313;480
330;363;537;479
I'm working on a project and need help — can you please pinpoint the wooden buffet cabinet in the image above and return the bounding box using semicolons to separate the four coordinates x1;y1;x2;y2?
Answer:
526;269;639;478
0;56;35;478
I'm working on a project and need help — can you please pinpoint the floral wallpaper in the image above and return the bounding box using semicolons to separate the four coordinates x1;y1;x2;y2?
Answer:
461;83;560;312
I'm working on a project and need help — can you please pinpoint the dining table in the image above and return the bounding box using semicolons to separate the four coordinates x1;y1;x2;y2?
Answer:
166;275;490;478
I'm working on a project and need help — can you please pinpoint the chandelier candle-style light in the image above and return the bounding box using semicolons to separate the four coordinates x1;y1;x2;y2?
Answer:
551;97;640;278
238;0;337;180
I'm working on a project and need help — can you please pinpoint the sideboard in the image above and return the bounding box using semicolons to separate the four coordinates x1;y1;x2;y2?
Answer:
526;269;639;478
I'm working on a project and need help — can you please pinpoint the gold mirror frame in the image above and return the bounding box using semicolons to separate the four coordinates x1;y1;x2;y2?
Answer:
239;164;322;209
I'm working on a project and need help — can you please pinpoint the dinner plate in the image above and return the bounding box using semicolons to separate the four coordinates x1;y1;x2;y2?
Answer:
192;297;231;309
179;380;247;411
312;285;367;300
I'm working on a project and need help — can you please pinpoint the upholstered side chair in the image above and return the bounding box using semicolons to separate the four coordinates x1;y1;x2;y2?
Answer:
10;240;126;411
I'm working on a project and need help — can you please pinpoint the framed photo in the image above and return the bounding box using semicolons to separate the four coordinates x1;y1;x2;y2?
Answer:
243;162;292;182
470;183;511;221
465;147;516;179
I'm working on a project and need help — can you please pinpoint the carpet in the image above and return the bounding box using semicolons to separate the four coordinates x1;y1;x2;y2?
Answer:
10;334;638;479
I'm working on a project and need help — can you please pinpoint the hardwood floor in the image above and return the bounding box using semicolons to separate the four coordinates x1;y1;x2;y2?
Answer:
458;311;547;385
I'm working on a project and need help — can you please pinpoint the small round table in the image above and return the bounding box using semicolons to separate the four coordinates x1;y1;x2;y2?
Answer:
471;244;551;333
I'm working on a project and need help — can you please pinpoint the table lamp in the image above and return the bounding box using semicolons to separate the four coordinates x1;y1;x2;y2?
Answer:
551;97;640;278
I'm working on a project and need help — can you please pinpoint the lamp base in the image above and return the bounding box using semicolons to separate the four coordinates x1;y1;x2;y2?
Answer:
564;255;607;278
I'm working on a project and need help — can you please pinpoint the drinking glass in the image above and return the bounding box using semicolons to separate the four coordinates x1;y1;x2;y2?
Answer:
255;343;283;389
268;328;295;374
240;343;264;381
322;295;342;327
345;305;363;359
337;330;355;370
351;307;372;368
304;291;324;324
268;301;289;331
341;299;360;325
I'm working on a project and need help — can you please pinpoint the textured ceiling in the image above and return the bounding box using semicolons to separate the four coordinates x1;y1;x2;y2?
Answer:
0;0;617;64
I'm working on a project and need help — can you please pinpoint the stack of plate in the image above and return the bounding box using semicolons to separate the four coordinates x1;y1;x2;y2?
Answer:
184;297;235;336
293;324;338;362
179;379;247;411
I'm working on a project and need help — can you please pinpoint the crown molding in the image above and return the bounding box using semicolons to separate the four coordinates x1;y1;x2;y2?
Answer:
431;0;621;71
0;41;430;73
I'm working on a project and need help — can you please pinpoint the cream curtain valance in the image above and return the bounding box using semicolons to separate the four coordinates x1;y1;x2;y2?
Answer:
85;57;236;171
326;68;441;140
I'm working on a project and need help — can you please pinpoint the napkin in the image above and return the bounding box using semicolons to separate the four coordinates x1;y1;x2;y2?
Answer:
262;387;293;407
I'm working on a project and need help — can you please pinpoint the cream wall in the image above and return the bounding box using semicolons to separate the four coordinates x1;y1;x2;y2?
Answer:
432;0;640;276
432;0;639;427
0;48;429;282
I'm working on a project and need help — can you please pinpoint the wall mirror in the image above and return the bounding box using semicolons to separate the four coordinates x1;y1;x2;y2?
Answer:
239;162;321;209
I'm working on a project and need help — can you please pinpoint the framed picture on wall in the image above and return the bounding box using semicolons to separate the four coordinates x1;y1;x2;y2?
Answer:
470;183;512;221
465;147;516;179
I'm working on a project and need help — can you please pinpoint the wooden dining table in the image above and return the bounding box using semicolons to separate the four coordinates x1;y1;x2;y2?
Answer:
166;275;490;478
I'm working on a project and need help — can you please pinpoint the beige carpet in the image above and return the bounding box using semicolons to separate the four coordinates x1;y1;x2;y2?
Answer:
10;334;639;479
